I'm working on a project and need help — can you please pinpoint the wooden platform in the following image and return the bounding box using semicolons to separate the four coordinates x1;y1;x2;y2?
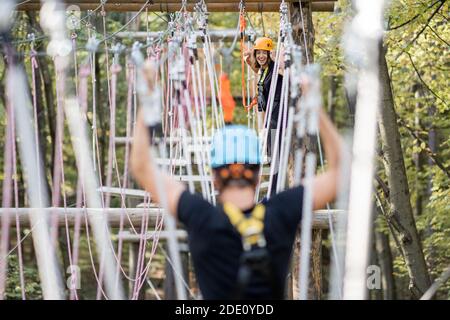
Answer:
17;0;337;12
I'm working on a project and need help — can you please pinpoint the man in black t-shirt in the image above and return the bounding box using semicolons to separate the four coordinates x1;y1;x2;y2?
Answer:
130;63;343;299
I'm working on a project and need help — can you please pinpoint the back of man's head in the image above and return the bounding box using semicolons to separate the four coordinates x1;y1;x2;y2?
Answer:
210;125;261;191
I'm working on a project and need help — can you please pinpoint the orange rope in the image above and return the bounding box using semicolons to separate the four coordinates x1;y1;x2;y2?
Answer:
220;73;236;123
245;97;258;112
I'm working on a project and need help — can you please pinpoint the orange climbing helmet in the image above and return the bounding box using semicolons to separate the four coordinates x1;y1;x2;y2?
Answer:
253;37;273;51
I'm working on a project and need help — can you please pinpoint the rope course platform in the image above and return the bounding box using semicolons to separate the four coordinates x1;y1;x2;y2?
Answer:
0;0;402;302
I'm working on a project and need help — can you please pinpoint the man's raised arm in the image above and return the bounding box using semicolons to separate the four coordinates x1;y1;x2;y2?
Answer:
312;108;343;210
130;62;185;217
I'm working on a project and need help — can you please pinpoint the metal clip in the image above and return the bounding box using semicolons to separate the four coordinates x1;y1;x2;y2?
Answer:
86;35;100;53
111;42;125;65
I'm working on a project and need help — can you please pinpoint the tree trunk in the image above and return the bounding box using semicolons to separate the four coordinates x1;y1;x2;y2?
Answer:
377;45;431;298
370;234;382;300
412;82;425;217
0;59;6;110
328;76;337;123
374;210;396;300
424;103;436;271
26;12;56;182
94;53;108;189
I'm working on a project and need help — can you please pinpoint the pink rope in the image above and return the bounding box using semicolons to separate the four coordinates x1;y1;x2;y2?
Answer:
51;57;78;300
131;196;150;299
78;61;140;290
96;7;114;299
114;61;134;291
30;51;43;209
50;58;66;245
106;60;164;287
86;50;135;292
70;65;89;300
69;64;91;301
90;65;108;301
106;57;168;288
83;202;109;300
105;62;122;209
134;215;165;296
164;60;171;139
72;33;79;98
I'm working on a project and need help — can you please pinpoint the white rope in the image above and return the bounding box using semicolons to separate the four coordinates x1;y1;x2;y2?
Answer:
342;0;386;299
297;65;321;300
295;0;344;300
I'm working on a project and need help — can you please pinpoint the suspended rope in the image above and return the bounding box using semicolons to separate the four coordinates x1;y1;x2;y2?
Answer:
3;0;65;298
288;0;344;300
0;0;362;302
342;0;386;300
131;44;187;300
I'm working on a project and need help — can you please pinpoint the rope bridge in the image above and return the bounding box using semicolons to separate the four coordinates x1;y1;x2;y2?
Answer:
0;0;388;300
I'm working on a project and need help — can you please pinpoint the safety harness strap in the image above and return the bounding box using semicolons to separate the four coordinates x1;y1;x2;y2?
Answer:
258;66;269;85
223;202;266;249
223;202;283;299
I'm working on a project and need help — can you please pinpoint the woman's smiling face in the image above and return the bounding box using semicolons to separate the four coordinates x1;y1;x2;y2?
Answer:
255;50;269;68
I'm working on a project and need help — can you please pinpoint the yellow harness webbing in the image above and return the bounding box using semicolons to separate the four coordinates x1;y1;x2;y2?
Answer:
223;202;266;249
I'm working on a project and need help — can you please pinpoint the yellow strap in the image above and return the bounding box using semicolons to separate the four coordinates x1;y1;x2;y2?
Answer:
223;202;266;238
223;202;246;228
252;204;265;221
258;66;269;85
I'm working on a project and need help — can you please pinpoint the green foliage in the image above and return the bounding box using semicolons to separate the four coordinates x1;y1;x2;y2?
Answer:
315;0;449;299
384;0;449;299
6;255;42;300
418;168;450;297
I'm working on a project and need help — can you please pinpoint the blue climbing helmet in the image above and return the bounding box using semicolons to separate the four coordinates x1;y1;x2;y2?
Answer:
210;125;261;169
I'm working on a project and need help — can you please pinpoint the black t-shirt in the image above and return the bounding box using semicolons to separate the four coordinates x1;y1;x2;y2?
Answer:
177;186;303;299
258;61;283;127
